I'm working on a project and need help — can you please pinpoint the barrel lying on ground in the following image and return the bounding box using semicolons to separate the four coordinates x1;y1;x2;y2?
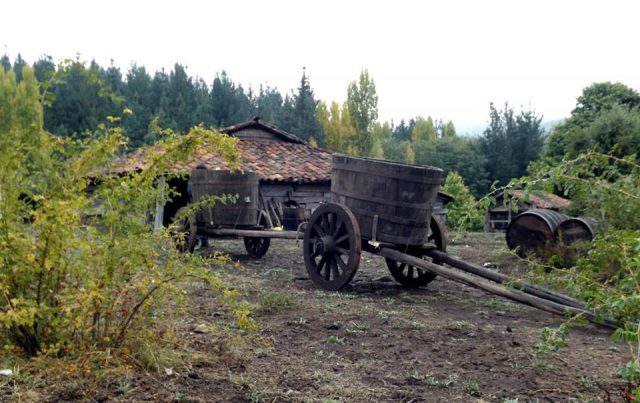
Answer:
554;217;598;246
506;209;569;257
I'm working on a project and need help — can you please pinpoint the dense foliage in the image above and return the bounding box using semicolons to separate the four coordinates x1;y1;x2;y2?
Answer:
440;172;484;230
513;84;640;397
2;54;553;196
479;103;546;187
546;82;640;161
0;54;324;148
0;66;254;360
522;152;640;398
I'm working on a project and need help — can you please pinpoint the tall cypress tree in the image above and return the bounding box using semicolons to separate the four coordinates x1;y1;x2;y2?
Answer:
292;68;323;143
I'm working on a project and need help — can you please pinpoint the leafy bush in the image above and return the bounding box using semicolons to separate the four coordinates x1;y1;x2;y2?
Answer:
521;152;640;397
441;171;484;231
0;66;254;359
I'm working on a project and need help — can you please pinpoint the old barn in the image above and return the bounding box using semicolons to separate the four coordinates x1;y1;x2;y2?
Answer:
116;117;452;228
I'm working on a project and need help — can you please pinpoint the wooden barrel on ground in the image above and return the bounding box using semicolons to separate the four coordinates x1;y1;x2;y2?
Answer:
506;209;569;257
190;169;259;227
554;217;597;246
282;206;305;231
331;154;443;245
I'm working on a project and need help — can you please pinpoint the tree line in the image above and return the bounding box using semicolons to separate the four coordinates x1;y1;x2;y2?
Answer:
10;54;640;199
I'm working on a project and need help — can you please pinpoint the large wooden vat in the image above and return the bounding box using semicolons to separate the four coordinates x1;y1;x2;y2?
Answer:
190;169;259;227
506;209;569;257
331;154;443;245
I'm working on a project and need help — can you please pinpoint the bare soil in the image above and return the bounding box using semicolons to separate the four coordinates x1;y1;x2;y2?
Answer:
11;232;631;402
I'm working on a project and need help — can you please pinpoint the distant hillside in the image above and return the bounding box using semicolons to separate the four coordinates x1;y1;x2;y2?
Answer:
541;119;564;133
458;118;565;137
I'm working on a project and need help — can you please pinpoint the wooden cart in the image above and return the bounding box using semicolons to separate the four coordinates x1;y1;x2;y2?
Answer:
172;156;617;328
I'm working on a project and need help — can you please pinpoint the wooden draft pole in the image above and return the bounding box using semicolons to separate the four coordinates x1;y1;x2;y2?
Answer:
426;249;584;309
380;248;618;330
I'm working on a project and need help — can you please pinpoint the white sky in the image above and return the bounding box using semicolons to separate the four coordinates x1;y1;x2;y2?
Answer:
2;0;639;133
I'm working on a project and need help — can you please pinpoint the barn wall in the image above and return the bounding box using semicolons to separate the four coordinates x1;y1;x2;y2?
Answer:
232;128;280;141
433;196;449;227
260;182;331;218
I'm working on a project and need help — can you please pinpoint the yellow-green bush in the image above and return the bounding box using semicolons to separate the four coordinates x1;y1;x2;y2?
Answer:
0;66;252;358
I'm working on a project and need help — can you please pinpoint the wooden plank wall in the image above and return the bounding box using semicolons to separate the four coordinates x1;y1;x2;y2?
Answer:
433;198;448;227
232;128;280;141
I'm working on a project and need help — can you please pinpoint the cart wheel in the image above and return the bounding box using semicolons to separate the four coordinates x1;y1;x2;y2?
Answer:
385;216;446;287
303;203;361;291
244;237;271;258
244;215;271;259
172;206;198;253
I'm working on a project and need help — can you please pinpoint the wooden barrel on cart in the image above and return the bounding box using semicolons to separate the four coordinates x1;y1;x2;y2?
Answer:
554;217;597;246
190;169;259;227
331;154;443;245
506;209;569;257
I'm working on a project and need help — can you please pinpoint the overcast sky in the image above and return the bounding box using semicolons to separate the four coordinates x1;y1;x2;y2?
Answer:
2;0;639;133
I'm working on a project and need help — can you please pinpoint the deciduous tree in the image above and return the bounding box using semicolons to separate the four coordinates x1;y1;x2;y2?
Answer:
346;69;378;156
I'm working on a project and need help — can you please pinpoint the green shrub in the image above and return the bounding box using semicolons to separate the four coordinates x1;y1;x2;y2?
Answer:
441;171;484;231
521;152;640;397
0;66;254;358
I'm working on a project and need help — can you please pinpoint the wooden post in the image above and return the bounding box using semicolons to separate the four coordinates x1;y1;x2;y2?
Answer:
154;177;166;234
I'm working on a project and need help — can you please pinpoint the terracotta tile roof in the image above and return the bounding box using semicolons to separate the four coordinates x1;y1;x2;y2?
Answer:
112;139;333;184
508;189;571;210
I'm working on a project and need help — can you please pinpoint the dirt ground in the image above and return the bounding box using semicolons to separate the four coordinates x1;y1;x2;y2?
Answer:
13;232;631;402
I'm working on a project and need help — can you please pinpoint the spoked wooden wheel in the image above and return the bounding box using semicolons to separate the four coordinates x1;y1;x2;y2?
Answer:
385;216;447;287
172;206;198;253
303;203;361;291
244;215;271;258
244;237;270;258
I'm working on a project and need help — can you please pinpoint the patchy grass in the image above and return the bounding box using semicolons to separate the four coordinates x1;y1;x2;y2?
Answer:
1;236;629;401
258;291;300;313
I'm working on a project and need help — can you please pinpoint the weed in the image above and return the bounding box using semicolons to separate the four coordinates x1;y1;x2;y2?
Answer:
464;378;481;396
534;359;555;374
323;301;342;312
577;375;596;389
406;370;424;381
295;317;308;326
314;350;337;360
346;321;369;333
411;321;425;330
382;297;395;305
325;335;346;346
425;374;457;388
474;310;490;318
259;291;299;313
534;324;568;373
232;374;263;403
377;310;399;319
449;320;474;330
483;298;521;311
173;390;187;401
407;371;457;388
116;378;137;395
